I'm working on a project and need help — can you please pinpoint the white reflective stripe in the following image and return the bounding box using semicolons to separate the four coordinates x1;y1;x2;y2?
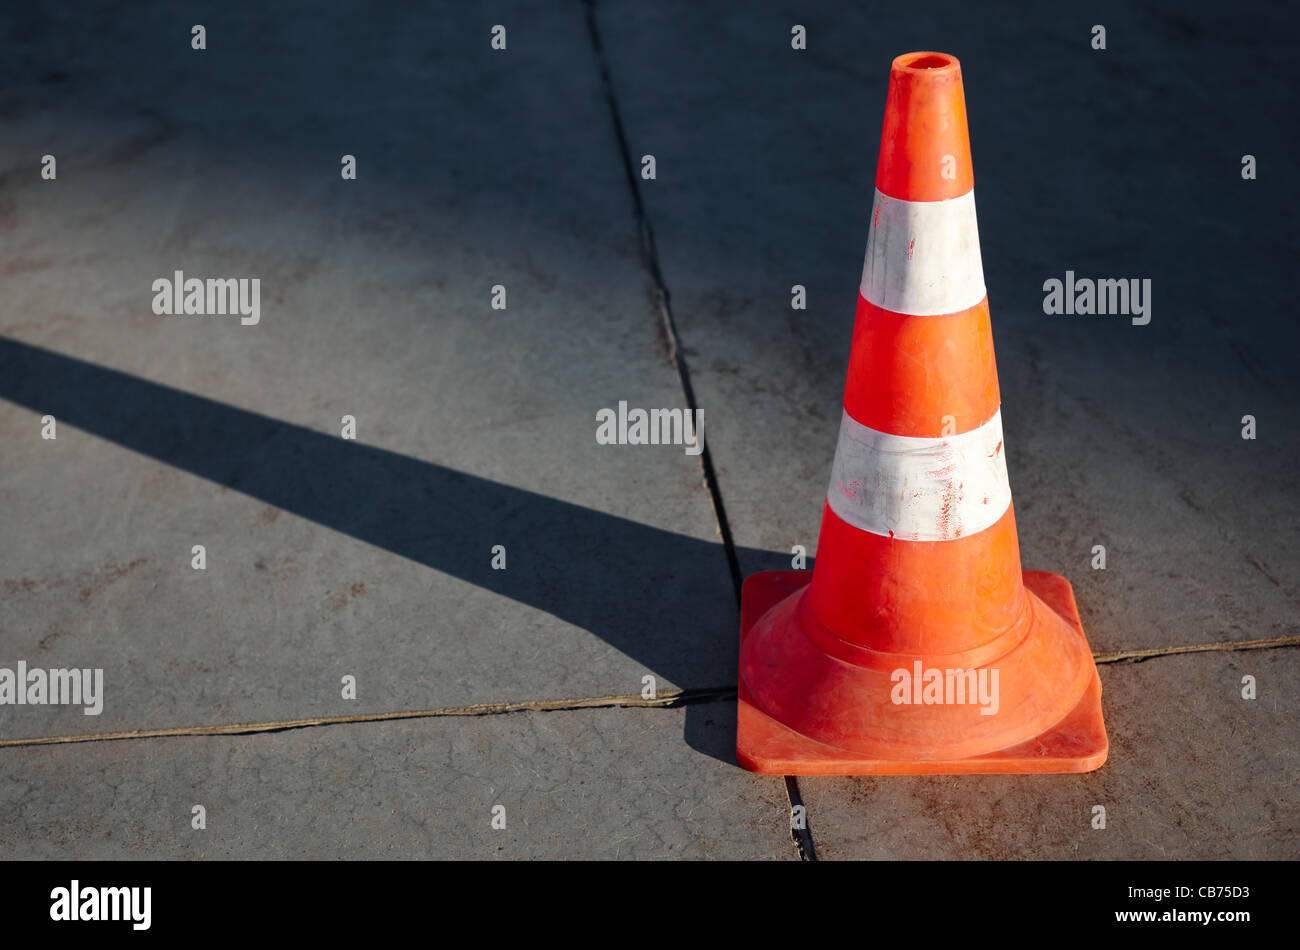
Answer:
826;408;1011;542
860;188;986;316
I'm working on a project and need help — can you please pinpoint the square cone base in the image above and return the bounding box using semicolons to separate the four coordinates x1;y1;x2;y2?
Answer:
736;570;1108;775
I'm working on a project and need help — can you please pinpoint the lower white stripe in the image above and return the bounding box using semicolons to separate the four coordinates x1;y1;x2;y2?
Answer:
827;409;1011;542
860;188;986;316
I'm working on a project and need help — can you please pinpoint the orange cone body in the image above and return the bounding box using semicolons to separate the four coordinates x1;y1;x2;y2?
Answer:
736;52;1108;774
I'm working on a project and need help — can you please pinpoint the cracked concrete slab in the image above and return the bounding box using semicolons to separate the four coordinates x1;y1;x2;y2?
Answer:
0;0;741;741
0;702;795;860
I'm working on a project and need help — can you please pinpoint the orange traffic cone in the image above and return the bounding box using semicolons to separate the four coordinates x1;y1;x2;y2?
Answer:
736;52;1108;775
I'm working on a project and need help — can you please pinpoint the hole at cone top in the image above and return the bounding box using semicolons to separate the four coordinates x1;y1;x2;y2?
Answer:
899;53;954;70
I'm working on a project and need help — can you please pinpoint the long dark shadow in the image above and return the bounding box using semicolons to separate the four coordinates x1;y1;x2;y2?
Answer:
0;336;804;761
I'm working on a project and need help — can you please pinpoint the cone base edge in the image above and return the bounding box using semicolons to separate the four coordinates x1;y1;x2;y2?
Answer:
735;570;1109;776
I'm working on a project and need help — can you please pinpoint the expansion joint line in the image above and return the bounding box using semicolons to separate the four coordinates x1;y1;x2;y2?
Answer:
7;634;1292;751
1092;634;1300;664
581;0;743;602
0;687;738;749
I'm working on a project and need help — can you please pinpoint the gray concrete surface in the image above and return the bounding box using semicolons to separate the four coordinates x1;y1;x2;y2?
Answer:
2;705;790;860
0;0;738;741
1;0;1296;859
801;650;1299;860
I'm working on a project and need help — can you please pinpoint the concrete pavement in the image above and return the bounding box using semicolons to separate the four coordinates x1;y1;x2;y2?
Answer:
0;0;1295;859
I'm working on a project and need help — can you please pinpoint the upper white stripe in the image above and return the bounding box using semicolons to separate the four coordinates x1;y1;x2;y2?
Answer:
826;408;1011;542
860;188;986;316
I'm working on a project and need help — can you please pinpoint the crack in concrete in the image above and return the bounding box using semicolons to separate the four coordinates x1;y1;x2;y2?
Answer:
581;0;743;601
0;686;738;749
577;0;808;858
1092;633;1300;664
8;633;1293;751
784;775;819;861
